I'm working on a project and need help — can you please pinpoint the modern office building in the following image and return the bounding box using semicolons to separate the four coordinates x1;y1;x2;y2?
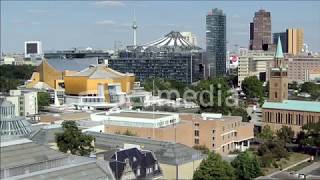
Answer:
237;50;275;86
262;38;320;135
91;110;254;155
44;49;110;60
249;9;272;51
206;8;227;77
24;41;43;59
286;56;320;83
108;31;204;85
287;28;304;55
273;32;288;53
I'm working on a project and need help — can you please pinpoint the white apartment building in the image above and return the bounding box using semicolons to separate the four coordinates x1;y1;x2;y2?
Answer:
238;51;275;86
5;90;38;117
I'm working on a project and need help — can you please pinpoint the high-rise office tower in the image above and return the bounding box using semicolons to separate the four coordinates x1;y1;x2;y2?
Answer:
273;32;288;53
206;8;226;77
249;9;271;51
287;28;304;55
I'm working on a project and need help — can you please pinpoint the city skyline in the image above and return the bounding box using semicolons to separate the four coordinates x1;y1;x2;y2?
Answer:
1;1;320;53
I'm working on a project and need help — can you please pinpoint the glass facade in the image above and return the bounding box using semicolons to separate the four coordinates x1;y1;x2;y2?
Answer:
206;8;226;77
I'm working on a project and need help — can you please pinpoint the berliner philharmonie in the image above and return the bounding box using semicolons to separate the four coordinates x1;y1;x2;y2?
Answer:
108;31;205;84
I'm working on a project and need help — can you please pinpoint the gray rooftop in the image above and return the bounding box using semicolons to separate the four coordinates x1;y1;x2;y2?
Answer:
30;126;63;145
86;131;204;165
0;141;67;170
46;57;99;72
107;111;170;119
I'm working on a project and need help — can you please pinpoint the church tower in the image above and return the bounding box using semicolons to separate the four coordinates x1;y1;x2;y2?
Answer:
269;36;288;102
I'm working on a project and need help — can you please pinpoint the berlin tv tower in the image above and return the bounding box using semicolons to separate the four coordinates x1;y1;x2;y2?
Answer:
132;9;138;47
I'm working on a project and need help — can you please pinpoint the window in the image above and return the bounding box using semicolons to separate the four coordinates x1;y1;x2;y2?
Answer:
212;129;215;134
195;138;199;144
222;146;225;152
194;130;199;137
275;92;278;98
228;144;230;150
194;123;200;127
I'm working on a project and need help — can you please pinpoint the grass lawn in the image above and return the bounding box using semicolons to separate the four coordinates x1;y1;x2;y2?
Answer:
262;152;310;175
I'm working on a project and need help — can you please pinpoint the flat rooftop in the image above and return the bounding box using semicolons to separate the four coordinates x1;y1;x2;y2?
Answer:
108;111;170;119
263;100;320;113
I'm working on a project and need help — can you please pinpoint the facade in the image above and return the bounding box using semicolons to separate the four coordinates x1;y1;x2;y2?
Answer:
109;31;204;85
287;28;304;55
273;32;288;53
206;8;227;77
64;65;135;101
249;9;272;51
262;37;320;135
93;110;254;155
3;90;38;117
237;50;274;86
286;56;320;83
87;131;204;180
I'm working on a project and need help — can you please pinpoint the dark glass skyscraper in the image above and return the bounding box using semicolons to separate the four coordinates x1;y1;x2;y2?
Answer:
273;32;288;53
206;8;226;77
249;9;271;51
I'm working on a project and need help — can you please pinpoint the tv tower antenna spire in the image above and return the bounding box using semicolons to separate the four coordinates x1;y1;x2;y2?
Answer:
132;8;138;47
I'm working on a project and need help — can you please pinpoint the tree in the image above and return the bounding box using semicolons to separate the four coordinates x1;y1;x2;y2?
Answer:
193;152;235;180
276;126;294;144
122;129;137;136
37;92;51;110
300;121;320;147
55;121;95;156
231;151;263;180
257;140;288;162
289;81;299;90
300;82;320;99
258;125;274;140
241;76;264;99
231;107;250;122
193;145;210;154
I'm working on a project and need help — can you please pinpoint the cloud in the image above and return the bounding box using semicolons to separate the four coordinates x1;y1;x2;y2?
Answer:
96;20;116;25
94;1;125;7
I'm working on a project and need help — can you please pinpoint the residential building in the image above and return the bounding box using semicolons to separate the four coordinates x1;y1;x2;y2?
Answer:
286;56;320;83
91;110;254;155
262;37;320;135
87;131;205;180
102;147;162;179
108;31;204;85
0;138;114;179
3;89;38;117
237;50;274;86
273;32;288;53
206;8;227;77
250;9;272;51
287;28;304;55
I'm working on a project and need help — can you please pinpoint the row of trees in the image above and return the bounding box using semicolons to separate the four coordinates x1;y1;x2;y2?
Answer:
0;64;35;92
193;151;262;180
143;77;251;121
259;122;320;147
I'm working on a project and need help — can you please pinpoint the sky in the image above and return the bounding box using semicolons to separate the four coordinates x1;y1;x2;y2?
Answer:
1;1;320;53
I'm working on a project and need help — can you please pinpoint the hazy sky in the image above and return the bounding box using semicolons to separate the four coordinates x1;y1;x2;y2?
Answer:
1;1;320;53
